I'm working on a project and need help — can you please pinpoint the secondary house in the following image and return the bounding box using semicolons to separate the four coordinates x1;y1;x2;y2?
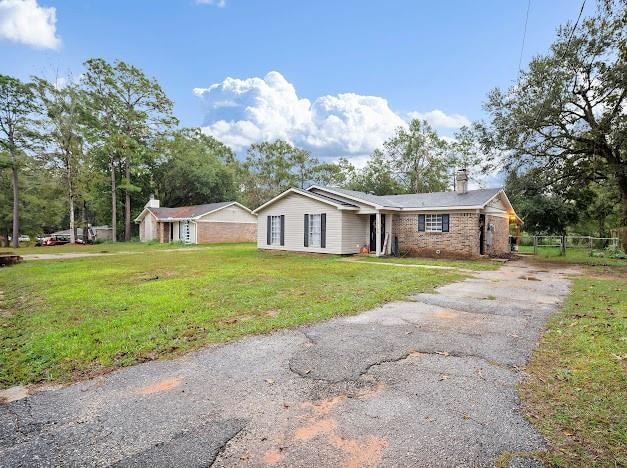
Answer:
135;197;257;244
253;169;522;257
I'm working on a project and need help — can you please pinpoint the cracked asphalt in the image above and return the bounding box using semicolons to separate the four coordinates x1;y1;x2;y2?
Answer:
0;260;575;467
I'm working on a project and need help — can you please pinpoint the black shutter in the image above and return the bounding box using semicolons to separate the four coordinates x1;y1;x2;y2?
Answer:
267;216;271;245
280;215;285;246
418;214;425;232
442;214;450;232
320;213;326;248
304;214;309;247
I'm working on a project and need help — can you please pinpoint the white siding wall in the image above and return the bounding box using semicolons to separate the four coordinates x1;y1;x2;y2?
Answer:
172;221;180;241
484;194;509;218
189;222;197;244
256;193;344;254
198;204;257;223
341;211;369;254
142;213;157;241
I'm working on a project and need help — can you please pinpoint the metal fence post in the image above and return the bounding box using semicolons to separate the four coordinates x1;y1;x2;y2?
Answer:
533;235;537;255
560;235;566;256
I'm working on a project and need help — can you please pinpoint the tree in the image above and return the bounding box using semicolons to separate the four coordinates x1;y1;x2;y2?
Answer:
0;75;40;248
34;78;87;243
82;59;177;241
309;157;357;187
383;119;451;193
479;0;627;224
290;147;319;189
569;180;621;237
154;129;237;206
351;149;403;195
505;170;578;235
240;140;307;208
449;125;487;188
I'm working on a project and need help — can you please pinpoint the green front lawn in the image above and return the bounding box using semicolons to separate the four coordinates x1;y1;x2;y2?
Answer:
2;240;205;256
518;271;627;466
354;255;500;271
518;245;627;268
0;243;465;388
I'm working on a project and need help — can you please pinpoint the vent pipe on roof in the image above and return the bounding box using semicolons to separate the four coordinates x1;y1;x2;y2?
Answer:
455;169;468;194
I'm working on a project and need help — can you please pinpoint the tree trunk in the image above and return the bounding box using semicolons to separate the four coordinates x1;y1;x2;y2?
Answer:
10;156;19;249
68;179;76;244
598;216;606;239
124;158;131;242
81;201;88;243
110;159;117;242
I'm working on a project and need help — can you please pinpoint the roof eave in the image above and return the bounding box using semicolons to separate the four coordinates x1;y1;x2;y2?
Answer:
307;185;389;209
252;187;350;213
398;205;484;211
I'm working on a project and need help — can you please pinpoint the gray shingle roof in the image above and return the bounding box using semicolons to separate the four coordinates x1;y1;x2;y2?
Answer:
312;186;504;209
148;201;235;220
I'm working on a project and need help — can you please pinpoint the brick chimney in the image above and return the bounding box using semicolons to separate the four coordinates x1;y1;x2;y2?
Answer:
455;169;468;194
146;194;160;208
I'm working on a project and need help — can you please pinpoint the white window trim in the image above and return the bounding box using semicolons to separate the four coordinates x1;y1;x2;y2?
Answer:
270;215;282;246
425;214;443;232
308;214;322;248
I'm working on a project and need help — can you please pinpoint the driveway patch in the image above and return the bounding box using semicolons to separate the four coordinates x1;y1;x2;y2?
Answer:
0;261;574;467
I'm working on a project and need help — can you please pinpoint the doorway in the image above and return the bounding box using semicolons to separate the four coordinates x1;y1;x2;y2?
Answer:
369;214;386;252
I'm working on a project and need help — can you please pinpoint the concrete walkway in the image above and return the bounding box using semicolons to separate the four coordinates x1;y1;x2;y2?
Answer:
0;261;575;467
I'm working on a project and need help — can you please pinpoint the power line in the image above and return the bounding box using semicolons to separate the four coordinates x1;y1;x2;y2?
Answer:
518;0;532;73
567;0;587;48
526;0;587;130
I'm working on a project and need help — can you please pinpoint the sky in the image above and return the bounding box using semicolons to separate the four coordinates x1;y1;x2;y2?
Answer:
1;0;594;165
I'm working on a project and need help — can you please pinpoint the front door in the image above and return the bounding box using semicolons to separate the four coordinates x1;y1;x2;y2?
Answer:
369;214;386;253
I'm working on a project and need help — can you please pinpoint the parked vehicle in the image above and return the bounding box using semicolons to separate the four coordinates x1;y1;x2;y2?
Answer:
7;235;31;242
44;235;70;246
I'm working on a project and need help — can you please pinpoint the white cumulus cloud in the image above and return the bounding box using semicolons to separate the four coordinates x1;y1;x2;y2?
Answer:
196;0;226;7
0;0;61;49
194;71;469;158
407;109;471;129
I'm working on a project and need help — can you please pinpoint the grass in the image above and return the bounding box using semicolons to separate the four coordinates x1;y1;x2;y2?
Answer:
353;255;500;271
1;240;204;256
518;245;627;268
514;268;626;466
0;243;466;388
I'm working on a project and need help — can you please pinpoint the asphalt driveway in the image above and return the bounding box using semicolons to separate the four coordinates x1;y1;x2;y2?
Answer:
0;260;574;467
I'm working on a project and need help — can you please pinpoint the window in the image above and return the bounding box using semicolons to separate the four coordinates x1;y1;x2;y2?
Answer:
270;215;282;246
419;214;450;233
425;214;443;232
308;214;322;247
180;220;191;243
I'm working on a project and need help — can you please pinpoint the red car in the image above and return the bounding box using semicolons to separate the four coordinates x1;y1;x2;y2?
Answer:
44;235;70;246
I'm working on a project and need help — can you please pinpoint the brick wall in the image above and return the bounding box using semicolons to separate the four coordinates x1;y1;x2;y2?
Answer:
485;215;509;255
196;222;256;243
396;212;481;258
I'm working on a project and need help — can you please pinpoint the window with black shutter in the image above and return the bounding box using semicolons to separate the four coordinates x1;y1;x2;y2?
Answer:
280;215;285;246
418;214;426;232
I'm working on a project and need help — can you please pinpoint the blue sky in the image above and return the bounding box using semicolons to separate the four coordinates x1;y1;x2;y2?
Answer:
1;0;594;161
